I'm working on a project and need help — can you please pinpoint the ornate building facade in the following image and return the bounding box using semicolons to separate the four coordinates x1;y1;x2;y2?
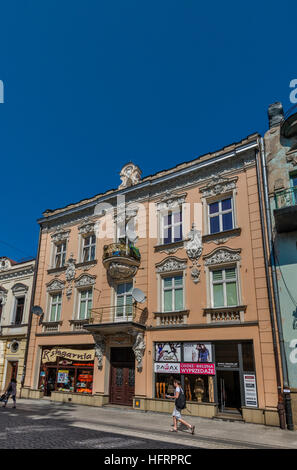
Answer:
0;257;35;396
23;134;283;426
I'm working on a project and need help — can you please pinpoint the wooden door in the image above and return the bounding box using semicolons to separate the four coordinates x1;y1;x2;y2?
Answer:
110;364;135;405
10;362;18;381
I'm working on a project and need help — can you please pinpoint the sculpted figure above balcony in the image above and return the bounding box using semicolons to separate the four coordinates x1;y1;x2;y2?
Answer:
103;242;141;280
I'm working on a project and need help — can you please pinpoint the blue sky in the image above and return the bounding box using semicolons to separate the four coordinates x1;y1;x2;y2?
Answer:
0;0;296;261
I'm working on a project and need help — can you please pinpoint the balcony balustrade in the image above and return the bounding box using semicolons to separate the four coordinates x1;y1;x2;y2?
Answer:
102;242;141;280
274;186;297;232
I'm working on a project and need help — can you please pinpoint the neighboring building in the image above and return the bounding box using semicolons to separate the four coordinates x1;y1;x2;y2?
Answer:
264;102;297;428
23;134;282;426
0;257;35;396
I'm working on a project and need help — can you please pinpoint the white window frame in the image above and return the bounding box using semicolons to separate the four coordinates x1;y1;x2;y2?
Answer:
78;288;93;320
160;208;183;245
49;292;62;322
12;295;26;325
115;282;133;321
54;241;67;268
208;197;234;235
162;274;184;312
81;234;96;262
210;266;239;308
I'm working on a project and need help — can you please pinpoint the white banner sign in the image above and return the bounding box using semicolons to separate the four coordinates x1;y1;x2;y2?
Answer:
154;363;180;374
243;374;258;407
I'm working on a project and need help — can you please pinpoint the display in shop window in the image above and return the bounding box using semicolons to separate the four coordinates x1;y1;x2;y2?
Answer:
183;342;212;363
155;343;181;362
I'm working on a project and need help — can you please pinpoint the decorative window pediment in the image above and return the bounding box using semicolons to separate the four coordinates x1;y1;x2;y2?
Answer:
199;175;238;199
46;279;65;292
78;217;96;235
0;286;8;304
203;247;241;266
12;283;29;294
156;191;187;211
51;227;71;243
156;256;187;273
75;274;96;288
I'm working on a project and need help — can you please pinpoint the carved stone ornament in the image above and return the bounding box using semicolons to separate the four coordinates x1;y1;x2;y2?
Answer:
186;224;202;262
108;262;138;280
156;191;187;211
118;163;142;189
65;256;76;282
286;152;297;166
75;274;96;288
93;333;106;370
78;217;96;235
0;286;8;305
51;226;70;243
190;266;201;284
129;331;146;372
0;258;11;271
203;248;241;266
46;279;65;292
12;283;29;294
156;256;187;273
199;175;238;198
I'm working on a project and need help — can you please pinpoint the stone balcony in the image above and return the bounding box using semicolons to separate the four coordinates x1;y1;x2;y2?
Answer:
203;306;246;323
102;242;141;280
153;310;189;327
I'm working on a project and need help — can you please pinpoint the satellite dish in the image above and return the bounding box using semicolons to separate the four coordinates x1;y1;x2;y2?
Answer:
132;288;146;303
32;306;44;316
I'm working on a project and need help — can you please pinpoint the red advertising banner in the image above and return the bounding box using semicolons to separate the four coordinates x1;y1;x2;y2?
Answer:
180;363;215;375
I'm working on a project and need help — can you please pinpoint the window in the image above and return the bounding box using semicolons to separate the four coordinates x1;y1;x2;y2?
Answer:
54;242;67;268
14;297;25;325
208;198;233;234
78;289;93;320
162;275;184;312
82;235;96;262
116;282;133;320
161;209;182;244
290;173;297;205
50;293;62;322
211;268;238;308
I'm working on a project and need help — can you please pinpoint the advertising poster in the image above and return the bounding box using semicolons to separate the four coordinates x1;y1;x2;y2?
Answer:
155;343;181;362
180;363;215;375
57;370;69;383
154;363;180;374
183;342;212;363
243;374;258;407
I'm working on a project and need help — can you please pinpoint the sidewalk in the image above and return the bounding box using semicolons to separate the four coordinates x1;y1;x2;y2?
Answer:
9;399;297;449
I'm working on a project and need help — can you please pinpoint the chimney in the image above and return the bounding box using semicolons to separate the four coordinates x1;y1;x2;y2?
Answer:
268;102;284;128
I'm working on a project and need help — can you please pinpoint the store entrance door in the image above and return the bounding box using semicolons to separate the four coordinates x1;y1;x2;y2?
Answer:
110;347;135;406
44;368;56;397
217;370;241;413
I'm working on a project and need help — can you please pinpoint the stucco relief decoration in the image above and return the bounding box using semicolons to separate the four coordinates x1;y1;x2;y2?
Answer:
203;248;241;266
199;175;238;198
108;262;138;280
185;224;202;284
118;163;142;189
51;226;70;243
78;217;96;235
156;191;187;211
65;255;76;299
156;257;187;273
46;279;65;293
0;286;8;305
129;331;146;372
0;258;11;271
12;283;29;295
93;333;106;370
75;274;96;288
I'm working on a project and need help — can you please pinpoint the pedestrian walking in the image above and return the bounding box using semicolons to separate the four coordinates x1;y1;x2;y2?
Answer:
2;378;17;408
166;379;195;434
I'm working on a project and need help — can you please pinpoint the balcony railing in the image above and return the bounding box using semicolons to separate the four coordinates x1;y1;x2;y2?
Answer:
275;186;297;210
103;243;141;262
89;304;147;325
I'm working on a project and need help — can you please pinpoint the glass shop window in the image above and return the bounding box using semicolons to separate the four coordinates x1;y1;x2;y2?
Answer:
155;374;181;399
215;342;239;367
184;375;214;403
242;342;255;371
56;369;75;392
76;369;93;394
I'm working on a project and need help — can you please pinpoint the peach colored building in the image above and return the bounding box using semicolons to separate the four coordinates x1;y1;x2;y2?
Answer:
23;133;282;426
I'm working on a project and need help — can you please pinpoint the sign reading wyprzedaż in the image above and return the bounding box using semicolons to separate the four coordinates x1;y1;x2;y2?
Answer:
180;363;215;375
42;347;95;364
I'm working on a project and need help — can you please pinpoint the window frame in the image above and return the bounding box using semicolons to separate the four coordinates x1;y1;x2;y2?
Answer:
54;241;67;268
208;197;234;235
161;274;184;313
13;295;26;325
81;233;97;263
115;281;133;321
160;208;183;245
49;292;62;322
210;266;239;308
78;288;93;320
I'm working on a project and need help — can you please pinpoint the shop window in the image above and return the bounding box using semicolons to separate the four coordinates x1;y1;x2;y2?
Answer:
161;209;183;244
184;375;214;403
208;197;234;234
242;342;255;371
162;275;184;312
155;374;181;399
76;369;93;393
211;267;238;308
56;368;75;392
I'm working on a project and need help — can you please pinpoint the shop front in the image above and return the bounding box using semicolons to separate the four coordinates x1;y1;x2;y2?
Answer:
152;340;257;417
38;346;95;397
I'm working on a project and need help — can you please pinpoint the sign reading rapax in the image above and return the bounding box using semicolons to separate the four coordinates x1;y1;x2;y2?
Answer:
154;363;215;375
42;347;95;364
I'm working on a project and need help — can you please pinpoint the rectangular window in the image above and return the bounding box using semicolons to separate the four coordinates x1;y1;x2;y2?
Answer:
211;268;238;307
50;293;62;322
208;198;234;234
14;297;25;325
162;209;182;244
116;282;133;320
79;289;93;320
55;242;67;268
162;275;184;312
82;234;96;262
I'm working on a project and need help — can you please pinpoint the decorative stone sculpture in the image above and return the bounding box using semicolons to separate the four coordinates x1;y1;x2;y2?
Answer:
131;332;146;372
186;224;202;262
118;163;142;189
93;334;106;370
65;255;76;282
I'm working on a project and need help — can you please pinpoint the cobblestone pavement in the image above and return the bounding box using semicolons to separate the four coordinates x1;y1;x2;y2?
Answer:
0;399;296;449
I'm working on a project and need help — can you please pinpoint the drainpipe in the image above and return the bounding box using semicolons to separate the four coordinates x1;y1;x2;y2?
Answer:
21;225;42;391
258;137;294;430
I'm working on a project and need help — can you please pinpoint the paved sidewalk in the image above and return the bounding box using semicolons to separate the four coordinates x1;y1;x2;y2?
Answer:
1;398;297;449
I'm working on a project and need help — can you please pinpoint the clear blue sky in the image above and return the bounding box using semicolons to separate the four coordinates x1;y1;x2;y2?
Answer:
0;0;296;261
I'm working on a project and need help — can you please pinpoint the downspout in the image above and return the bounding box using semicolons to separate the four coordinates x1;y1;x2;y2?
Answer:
255;145;285;429
258;136;294;430
21;225;42;391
